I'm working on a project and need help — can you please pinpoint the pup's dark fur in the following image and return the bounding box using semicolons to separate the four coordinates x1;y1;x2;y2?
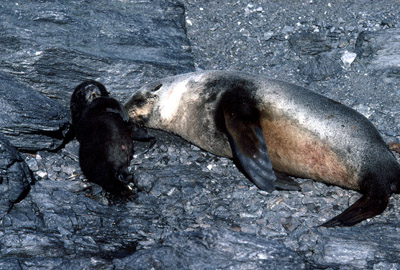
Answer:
71;80;149;197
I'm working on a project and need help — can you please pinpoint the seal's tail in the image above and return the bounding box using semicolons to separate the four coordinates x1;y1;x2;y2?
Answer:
321;195;389;227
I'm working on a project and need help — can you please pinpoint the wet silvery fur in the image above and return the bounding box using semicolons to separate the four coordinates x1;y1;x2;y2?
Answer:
125;70;400;226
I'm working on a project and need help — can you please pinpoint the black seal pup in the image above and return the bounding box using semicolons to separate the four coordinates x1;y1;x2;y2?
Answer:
125;70;400;226
71;80;150;197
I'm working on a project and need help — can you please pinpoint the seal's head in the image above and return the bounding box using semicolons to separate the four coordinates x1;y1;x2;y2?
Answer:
124;82;162;125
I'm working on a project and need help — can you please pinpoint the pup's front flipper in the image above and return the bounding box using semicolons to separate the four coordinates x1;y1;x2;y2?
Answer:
224;113;276;192
106;102;130;122
321;194;389;227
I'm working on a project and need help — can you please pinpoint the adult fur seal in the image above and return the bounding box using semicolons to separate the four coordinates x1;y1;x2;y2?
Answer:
125;70;400;226
71;80;150;197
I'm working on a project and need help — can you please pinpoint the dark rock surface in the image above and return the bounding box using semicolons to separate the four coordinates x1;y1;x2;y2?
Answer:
0;0;399;269
0;133;32;219
309;225;400;269
0;0;194;104
0;72;69;151
356;29;400;82
114;228;305;269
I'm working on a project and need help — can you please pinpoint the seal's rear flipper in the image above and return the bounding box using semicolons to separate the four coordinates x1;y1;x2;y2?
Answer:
321;195;389;227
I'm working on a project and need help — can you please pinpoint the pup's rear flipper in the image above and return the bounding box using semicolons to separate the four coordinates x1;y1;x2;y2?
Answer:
321;195;389;227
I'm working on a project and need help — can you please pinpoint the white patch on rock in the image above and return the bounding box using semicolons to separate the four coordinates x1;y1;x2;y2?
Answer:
341;51;357;67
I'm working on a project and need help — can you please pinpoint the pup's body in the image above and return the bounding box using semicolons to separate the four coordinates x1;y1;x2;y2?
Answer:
71;81;138;196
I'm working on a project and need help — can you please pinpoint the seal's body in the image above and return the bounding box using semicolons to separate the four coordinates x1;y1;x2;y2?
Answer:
71;81;144;197
125;71;400;226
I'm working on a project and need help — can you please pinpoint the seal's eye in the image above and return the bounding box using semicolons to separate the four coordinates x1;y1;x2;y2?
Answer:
151;84;162;92
134;97;147;107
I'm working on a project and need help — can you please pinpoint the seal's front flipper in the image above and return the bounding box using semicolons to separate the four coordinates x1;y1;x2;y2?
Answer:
321;195;389;227
224;114;276;192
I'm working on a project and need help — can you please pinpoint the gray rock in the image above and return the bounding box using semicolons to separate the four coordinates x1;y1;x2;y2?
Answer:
0;133;33;220
114;228;305;270
355;31;377;58
1;0;400;269
304;224;400;269
0;72;70;151
0;0;194;105
299;53;342;81
356;29;400;77
1;257;113;270
0;259;22;270
0;1;195;269
289;31;333;56
135;172;155;193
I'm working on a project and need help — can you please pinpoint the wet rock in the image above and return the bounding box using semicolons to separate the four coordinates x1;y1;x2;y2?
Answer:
114;228;305;270
355;31;377;58
0;0;196;269
299;53;342;81
18;258;112;270
0;133;33;219
0;0;399;269
0;72;70;151
0;0;194;105
135;172;155;193
354;28;400;90
305;224;400;269
355;29;400;70
289;31;333;56
0;179;148;263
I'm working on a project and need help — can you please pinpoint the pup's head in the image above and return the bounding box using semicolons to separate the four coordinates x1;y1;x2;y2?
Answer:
70;80;109;125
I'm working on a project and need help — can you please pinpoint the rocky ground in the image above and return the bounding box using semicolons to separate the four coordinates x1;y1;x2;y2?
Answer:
0;0;399;269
